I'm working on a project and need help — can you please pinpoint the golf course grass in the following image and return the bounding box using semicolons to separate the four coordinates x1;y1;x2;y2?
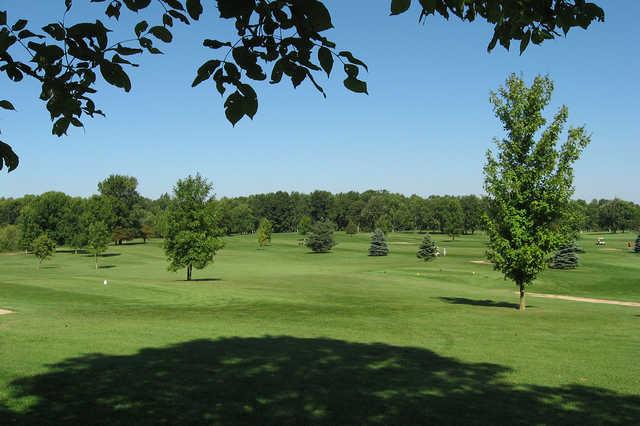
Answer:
1;231;639;424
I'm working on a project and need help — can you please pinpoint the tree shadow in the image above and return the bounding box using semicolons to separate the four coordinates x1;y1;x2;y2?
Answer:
38;265;58;270
98;265;116;269
438;297;531;310
56;249;88;254
180;278;222;283
1;337;637;425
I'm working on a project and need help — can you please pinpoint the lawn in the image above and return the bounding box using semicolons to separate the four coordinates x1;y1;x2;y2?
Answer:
1;231;639;424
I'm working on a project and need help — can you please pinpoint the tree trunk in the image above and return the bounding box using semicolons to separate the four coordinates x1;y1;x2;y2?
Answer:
519;282;526;311
95;253;98;270
187;264;192;281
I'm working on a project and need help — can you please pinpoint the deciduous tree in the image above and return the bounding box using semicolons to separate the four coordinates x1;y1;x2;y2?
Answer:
86;222;110;269
33;233;56;269
164;174;225;281
484;74;590;311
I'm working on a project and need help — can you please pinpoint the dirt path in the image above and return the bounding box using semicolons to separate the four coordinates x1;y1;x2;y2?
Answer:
0;309;14;315
526;292;640;307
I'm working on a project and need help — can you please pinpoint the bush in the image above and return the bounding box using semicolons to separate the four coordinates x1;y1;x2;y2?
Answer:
417;234;438;261
0;224;21;252
368;228;389;256
306;221;336;253
634;235;640;253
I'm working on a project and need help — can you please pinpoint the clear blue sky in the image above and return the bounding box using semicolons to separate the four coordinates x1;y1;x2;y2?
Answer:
1;1;638;202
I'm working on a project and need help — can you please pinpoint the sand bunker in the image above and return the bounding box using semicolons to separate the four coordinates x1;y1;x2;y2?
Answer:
0;309;14;315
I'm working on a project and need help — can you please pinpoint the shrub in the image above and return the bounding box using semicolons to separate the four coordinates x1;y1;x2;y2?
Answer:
345;220;358;235
549;244;579;269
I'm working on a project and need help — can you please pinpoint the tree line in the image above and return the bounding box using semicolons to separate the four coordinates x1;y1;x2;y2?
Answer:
1;180;639;253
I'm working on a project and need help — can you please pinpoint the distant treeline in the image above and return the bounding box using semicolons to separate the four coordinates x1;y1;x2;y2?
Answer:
1;174;639;252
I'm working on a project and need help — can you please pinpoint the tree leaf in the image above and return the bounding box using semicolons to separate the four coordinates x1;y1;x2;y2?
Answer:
12;19;28;32
391;0;412;15
0;141;19;172
149;26;172;43
42;23;65;40
100;61;132;92
343;76;368;94
318;46;333;77
134;20;148;37
338;51;368;71
0;100;15;110
186;0;203;20
203;39;231;49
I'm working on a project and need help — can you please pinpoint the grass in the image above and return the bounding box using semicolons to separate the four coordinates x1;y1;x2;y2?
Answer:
1;231;639;424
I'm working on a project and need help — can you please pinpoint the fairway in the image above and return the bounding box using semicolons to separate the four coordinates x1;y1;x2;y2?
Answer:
1;232;639;424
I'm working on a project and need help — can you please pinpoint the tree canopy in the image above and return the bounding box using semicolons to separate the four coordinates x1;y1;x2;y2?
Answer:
0;1;604;172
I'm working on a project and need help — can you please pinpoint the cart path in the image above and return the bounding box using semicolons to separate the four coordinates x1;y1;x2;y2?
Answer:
525;292;640;307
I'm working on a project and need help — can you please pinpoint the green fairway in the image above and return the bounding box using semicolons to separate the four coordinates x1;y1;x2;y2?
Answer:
1;232;639;424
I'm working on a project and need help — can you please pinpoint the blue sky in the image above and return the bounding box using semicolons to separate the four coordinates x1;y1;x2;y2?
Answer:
1;1;638;201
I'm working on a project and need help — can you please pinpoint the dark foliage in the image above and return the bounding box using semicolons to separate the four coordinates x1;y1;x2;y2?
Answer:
305;220;335;253
549;243;579;269
368;228;389;256
417;233;438;261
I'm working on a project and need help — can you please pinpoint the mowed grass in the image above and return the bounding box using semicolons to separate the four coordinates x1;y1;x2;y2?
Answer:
1;231;639;424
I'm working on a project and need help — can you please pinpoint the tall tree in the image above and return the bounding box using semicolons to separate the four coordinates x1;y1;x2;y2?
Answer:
164;174;225;281
98;175;141;244
0;1;603;172
460;195;483;234
484;74;590;311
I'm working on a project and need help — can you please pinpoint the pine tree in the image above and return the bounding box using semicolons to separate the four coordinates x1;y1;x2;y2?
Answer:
368;228;389;256
305;221;336;253
549;243;579;269
417;234;438;261
345;220;358;235
634;234;640;253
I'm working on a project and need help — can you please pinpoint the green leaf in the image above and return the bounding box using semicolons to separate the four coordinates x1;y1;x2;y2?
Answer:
100;61;132;92
0;141;19;172
344;76;368;94
391;0;412;15
18;29;43;40
186;0;203;20
306;0;333;32
224;91;245;126
318;46;333;77
149;26;172;43
0;100;15;110
52;116;71;136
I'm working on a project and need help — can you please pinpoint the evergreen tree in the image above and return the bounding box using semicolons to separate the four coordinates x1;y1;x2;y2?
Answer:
345;220;358;235
368;228;389;256
306;221;336;253
417;234;439;261
257;218;273;248
634;234;640;253
33;234;55;269
549;243;579;269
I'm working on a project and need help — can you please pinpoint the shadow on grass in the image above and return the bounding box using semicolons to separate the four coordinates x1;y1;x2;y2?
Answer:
38;265;58;270
438;297;530;310
179;278;222;283
98;265;116;269
1;336;638;425
56;249;88;254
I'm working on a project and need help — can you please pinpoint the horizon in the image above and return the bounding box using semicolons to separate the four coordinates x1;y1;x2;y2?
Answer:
1;1;638;202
